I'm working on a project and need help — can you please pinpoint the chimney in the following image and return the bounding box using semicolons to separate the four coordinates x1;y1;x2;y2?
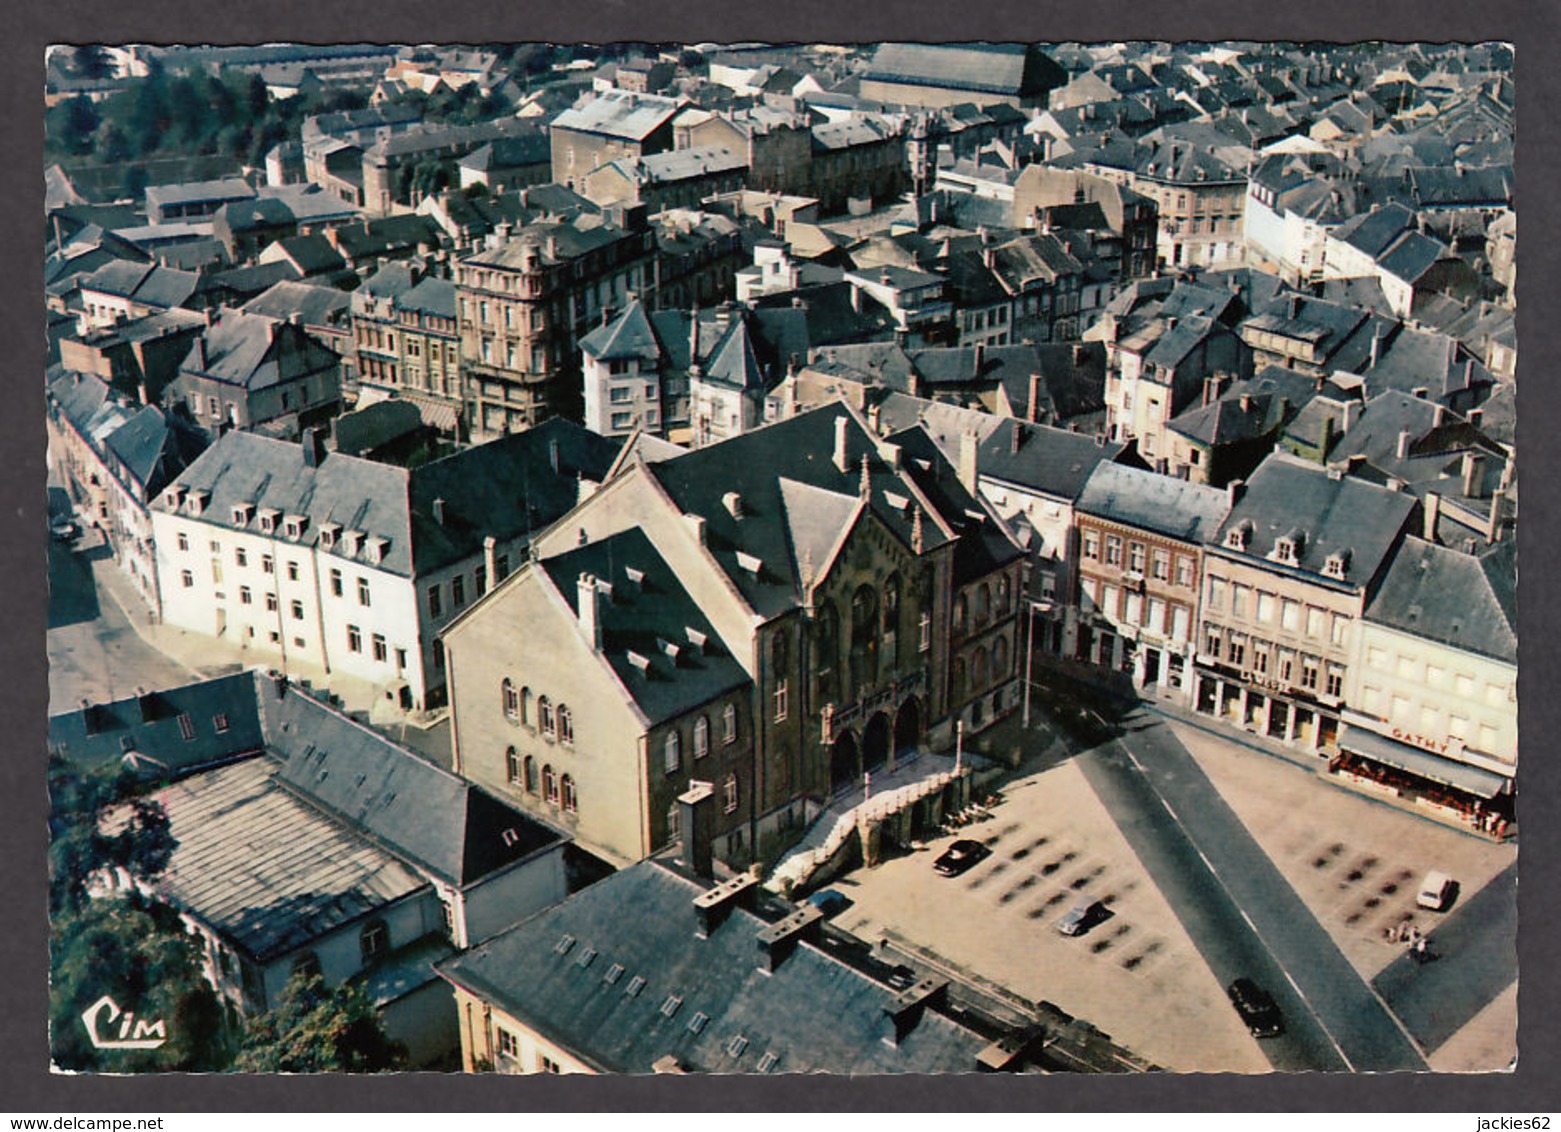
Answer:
302;427;327;468
833;415;851;474
484;536;497;591
1369;330;1383;368
1010;423;1023;454
684;512;707;547
1027;373;1043;423
958;426;980;494
850;283;862;313
1073;343;1087;366
1488;486;1507;543
1239;393;1252;413
1468;407;1484;429
432;497;446;525
723;491;744;519
549;438;561;475
756;904;824;974
1461;451;1482;497
1342;400;1362;433
1432;403;1446;426
1227;478;1246;509
883;978;950;1047
692;873;759;938
1422;490;1441;542
1395;429;1411;461
677;780;716;879
577;572;603;649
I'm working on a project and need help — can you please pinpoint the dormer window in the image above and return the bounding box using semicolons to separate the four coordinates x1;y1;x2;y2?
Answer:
284;515;308;541
735;551;762;576
1324;549;1351;580
318;522;340;551
1224;520;1253;552
343;530;364;556
366;536;389;565
1271;532;1304;565
164;485;188;509
231;503;254;526
258;508;279;534
187;489;209;516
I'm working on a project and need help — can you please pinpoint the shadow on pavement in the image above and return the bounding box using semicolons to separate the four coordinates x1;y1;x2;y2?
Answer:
46;541;101;629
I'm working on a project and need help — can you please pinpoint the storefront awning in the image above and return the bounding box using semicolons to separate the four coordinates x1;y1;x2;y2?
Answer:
1338;724;1510;799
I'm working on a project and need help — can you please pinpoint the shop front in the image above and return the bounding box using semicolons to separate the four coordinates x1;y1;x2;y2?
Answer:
1192;663;1339;753
1332;722;1514;837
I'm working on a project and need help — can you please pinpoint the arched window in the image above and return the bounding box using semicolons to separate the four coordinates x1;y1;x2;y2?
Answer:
993;635;1010;678
953;656;968;698
723;703;738;745
975;584;991;626
882;573;901;637
722;773;739;814
538;696;555;738
664;731;681;773
523;754;538;794
505;746;521;784
694;716;710;758
954;594;968;633
556;704;573;744
543;764;559;805
974;646;990;689
520;686;533;728
851;584;878;644
501;678;519;722
996;573;1011;615
561;774;577;813
359;919;389;963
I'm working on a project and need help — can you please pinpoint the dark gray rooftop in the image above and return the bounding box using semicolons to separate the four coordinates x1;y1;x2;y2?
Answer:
1077;462;1230;544
1366;537;1515;664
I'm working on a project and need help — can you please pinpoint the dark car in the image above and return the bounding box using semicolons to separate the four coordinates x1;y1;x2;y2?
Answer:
806;888;851;918
933;838;990;877
1055;899;1110;937
1226;978;1284;1038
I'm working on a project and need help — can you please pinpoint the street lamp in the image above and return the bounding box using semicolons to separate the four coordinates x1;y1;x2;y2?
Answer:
1022;598;1048;729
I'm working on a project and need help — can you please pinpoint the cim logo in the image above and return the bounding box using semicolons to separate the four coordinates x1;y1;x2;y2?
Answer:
81;995;168;1051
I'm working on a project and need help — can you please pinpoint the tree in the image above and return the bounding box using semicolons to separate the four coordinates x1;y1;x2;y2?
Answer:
48;755;177;916
235;971;406;1072
49;896;230;1072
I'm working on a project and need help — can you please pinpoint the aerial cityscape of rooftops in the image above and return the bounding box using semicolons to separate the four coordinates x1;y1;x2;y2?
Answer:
44;39;1515;1076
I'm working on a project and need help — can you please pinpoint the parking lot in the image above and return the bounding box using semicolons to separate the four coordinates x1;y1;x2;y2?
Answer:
825;758;1269;1073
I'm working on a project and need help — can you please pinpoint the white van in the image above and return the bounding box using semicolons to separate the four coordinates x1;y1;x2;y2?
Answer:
1416;870;1456;911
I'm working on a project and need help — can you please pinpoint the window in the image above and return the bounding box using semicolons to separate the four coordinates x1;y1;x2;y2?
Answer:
1252;647;1269;676
561;774;577;813
291;951;321;980
345;625;362;653
1301;658;1319;690
1325;668;1343;698
773;679;788;722
1105;536;1123;567
1330;615;1346;647
1281;599;1300;632
372;634;387;662
1151;549;1169;580
723;773;739;814
1207;576;1227;611
523;755;537;794
723;703;738;745
357;577;371;607
239;585;252;605
261;554;274;575
177;532;189;552
543;764;559;805
539;696;555;738
497;1028;519;1060
290;599;304;621
235;547;248;568
1306;606;1325;639
664;731;681;773
495;554;510;583
539;1056;561;1075
287;561;299;582
502;679;519;722
1083;531;1100;560
1176;556;1193;587
475;564;487;596
1205;627;1222;659
177;713;195;741
1230;584;1249;618
359;920;388;963
330;569;342;597
557;705;573;744
506;746;522;785
1228;634;1246;667
1256;592;1276;624
452;575;466;607
265;593;278;612
694;716;710;759
180;569;194;588
1129;543;1147;573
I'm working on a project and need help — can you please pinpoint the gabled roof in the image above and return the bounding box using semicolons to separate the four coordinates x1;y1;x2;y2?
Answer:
240;280;352;328
1333;202;1417;259
437;858;993;1074
864;42;1065;100
1366;537;1515;664
551;89;686;141
263;682;562;887
580;300;662;362
976;417;1126;503
101;405;206;495
701;319;766;392
182;311;339;390
1077;462;1230;544
538;528;751;726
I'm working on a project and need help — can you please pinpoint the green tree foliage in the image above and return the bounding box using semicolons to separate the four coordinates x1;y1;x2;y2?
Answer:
45;98;101;157
235;972;406;1072
47;756;177;916
49;897;230;1072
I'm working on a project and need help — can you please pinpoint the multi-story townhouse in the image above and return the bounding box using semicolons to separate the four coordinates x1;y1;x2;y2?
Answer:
1242;151;1356;285
1074;463;1231;703
1192;453;1419;754
456;207;657;440
352;263;465;437
443;402;1024;869
550;89;686;191
47;369;207;617
580;145;750;214
150;420;620;711
806;116;908;216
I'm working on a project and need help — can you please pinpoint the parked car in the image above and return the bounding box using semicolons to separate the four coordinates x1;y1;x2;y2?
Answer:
1226;978;1284;1038
1055;899;1110;937
1416;870;1457;911
933;838;990;877
807;888;851;918
49;516;80;542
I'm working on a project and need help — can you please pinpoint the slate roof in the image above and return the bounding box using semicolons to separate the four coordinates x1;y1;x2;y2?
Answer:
648;403;979;618
333;215;443;261
437;858;993;1074
1167;367;1319;447
240;280;352;328
580;300;661;362
262;682;562;887
1365;327;1492;402
270;234;348;276
1366;537;1515;664
218;197;297;233
1210;453;1418;590
611;145;748;185
102;405;208;496
1333;202;1417;259
1376;229;1447;284
462;217;635;271
551;90;685;141
145;178;255;210
47;670;267;779
975;417;1126;503
149;757;426;964
864;42;1065;101
1077;462;1230;543
399;275;458;320
993;342;1108;423
182;311;339;390
538;528;752;727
